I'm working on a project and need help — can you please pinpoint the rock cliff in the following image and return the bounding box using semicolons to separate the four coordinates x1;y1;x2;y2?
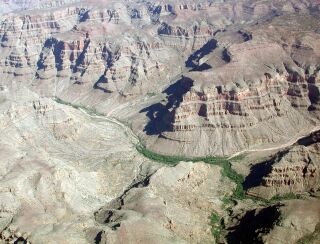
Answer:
141;13;320;156
247;130;320;199
0;1;320;243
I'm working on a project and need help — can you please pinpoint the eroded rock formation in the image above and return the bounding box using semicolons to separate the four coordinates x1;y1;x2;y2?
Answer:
247;130;320;199
0;1;319;243
142;13;320;156
227;199;320;244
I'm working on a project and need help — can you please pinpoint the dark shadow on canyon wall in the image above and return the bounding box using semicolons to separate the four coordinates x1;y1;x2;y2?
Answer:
185;38;217;70
245;129;320;189
308;78;320;111
93;75;112;93
297;129;320;146
226;204;282;244
140;76;194;135
243;149;289;190
191;63;212;71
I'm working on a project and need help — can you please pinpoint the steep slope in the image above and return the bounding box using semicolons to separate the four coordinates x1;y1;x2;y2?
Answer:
0;1;320;243
246;130;320;199
140;13;320;156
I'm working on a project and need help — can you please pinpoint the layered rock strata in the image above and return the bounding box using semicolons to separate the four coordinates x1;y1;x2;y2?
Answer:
142;13;320;156
227;199;320;244
0;1;182;97
247;130;320;199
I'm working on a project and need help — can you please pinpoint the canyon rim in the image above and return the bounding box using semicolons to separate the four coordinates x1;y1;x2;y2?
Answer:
0;0;320;243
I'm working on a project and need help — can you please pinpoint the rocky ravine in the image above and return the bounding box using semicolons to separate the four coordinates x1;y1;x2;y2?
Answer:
141;13;320;157
0;1;320;244
0;86;234;243
226;199;320;244
246;130;320;199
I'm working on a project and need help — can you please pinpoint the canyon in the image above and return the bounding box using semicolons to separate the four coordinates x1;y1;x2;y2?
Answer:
0;0;319;243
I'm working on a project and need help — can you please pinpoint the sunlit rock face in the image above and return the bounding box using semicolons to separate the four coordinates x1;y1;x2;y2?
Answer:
247;130;320;199
0;0;320;243
140;13;320;157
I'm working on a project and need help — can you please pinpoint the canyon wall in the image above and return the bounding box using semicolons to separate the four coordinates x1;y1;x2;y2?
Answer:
247;130;320;199
142;13;320;156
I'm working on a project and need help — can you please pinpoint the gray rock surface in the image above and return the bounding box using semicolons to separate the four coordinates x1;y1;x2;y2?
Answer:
0;1;319;243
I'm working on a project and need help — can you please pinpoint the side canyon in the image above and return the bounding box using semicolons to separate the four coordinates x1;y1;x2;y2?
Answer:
0;1;319;243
